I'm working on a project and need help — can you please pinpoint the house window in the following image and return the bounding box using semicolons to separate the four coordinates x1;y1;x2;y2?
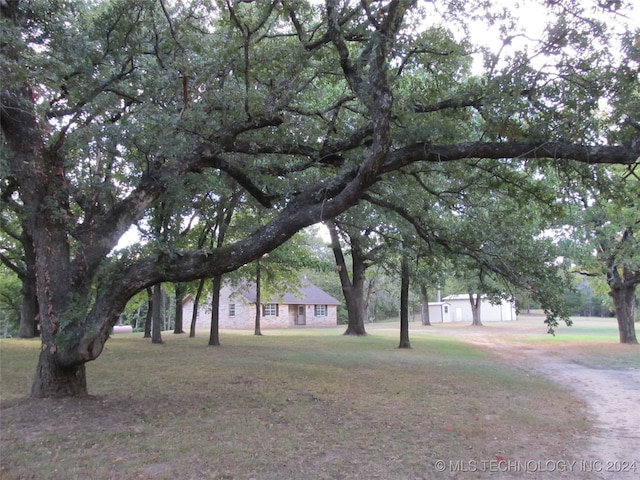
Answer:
444;306;449;314
314;305;327;316
229;304;235;317
264;303;277;316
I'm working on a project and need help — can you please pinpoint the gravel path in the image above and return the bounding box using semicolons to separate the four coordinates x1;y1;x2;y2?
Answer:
437;320;640;480
521;350;640;479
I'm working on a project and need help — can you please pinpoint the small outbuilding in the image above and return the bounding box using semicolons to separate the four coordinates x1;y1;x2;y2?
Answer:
427;302;452;323
428;294;517;323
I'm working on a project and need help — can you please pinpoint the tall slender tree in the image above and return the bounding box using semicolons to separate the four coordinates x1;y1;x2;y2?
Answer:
151;284;164;344
254;258;262;336
189;279;206;338
399;253;412;349
209;275;223;345
143;287;153;338
173;283;186;334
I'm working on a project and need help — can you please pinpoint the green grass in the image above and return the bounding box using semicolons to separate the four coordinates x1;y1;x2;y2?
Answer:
397;315;639;369
1;327;593;480
498;316;639;370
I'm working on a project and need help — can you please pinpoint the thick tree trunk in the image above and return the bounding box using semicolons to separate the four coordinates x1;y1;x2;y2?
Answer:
610;283;638;344
343;287;367;335
30;349;88;398
27;216;92;398
399;257;411;349
1;75;87;397
469;293;483;326
209;275;222;346
28;173;82;397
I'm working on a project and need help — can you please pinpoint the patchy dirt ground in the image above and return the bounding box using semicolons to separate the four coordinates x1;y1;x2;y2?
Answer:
417;316;640;479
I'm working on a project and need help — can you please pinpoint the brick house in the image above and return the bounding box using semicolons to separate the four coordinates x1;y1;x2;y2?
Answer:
182;281;340;329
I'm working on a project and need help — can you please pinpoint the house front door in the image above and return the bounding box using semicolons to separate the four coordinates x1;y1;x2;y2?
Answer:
296;306;306;325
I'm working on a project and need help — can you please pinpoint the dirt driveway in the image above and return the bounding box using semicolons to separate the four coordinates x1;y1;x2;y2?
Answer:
412;316;640;479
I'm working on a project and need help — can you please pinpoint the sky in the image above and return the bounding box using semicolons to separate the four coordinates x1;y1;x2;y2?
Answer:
464;0;639;71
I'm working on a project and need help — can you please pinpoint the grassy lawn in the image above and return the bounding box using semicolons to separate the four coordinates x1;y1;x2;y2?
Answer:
1;326;597;479
526;317;640;370
419;315;639;370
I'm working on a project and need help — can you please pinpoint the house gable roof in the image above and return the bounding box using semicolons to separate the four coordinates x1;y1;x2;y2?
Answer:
239;281;340;306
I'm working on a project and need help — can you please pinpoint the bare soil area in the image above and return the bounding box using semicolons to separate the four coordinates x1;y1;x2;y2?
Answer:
416;316;640;479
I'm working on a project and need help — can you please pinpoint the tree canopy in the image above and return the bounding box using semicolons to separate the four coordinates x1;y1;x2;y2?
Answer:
1;0;639;397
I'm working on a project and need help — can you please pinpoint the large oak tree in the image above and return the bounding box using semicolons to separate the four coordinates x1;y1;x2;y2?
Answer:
1;0;638;398
563;165;640;344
